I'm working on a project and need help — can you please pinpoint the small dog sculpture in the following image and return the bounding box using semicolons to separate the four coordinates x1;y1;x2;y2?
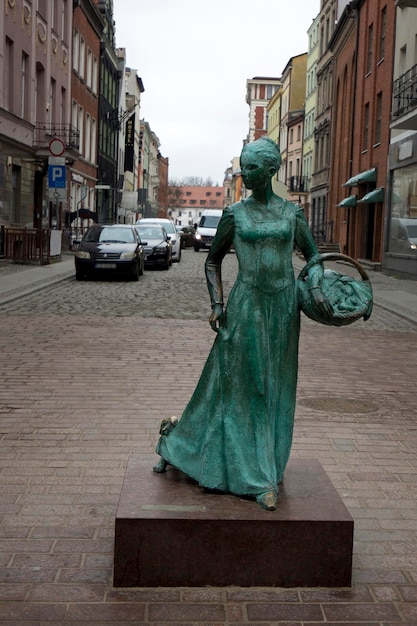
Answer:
153;416;178;472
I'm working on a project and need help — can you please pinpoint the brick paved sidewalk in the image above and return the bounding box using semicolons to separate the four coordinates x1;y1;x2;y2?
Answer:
0;313;417;623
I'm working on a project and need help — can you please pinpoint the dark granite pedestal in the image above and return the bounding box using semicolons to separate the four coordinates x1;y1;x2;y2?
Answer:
114;457;353;587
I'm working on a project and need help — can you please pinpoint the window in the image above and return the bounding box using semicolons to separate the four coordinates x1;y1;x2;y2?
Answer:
92;57;98;94
79;38;85;79
78;105;84;156
389;164;417;254
91;118;96;164
20;52;28;118
61;0;67;40
290;128;294;144
51;0;56;31
4;37;13;113
72;99;77;129
60;87;66;125
363;103;369;151
37;0;47;18
379;7;386;62
49;77;56;122
86;49;92;88
200;200;206;205
367;24;374;74
73;29;79;73
399;45;407;76
86;113;91;161
375;92;382;145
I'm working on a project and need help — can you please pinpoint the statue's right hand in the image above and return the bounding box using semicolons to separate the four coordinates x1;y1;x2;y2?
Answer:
209;304;224;333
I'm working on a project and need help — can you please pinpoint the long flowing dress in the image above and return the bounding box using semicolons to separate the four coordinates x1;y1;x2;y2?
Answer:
156;198;321;498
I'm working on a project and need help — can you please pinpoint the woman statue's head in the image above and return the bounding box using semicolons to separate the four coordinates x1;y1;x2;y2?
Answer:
241;138;282;176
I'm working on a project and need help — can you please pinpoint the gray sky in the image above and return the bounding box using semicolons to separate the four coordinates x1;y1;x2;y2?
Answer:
113;0;320;184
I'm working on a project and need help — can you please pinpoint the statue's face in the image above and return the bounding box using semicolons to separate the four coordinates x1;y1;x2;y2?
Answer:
240;150;271;191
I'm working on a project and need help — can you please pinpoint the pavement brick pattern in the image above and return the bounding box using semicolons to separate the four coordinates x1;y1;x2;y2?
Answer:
0;250;417;623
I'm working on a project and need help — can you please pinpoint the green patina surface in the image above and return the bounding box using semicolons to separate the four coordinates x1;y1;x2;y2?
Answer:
155;138;329;510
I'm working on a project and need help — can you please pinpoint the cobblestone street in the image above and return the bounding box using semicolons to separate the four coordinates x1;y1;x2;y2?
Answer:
2;250;417;332
0;250;417;623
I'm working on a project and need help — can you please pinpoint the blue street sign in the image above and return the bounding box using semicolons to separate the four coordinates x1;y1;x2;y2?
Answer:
48;164;66;188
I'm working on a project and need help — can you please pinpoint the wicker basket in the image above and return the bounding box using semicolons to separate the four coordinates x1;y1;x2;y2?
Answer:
297;253;373;327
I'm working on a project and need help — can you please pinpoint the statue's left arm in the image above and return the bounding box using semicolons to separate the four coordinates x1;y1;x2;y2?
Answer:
205;206;235;332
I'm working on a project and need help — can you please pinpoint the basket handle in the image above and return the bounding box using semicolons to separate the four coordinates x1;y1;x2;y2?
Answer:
298;252;370;282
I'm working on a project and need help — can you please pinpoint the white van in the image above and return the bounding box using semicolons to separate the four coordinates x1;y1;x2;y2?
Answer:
194;209;223;252
389;217;417;255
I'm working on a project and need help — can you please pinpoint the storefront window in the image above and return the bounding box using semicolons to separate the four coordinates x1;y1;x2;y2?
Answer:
388;164;417;255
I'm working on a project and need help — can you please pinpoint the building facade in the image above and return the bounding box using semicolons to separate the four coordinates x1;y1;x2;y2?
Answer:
310;0;338;244
303;14;320;227
384;0;417;278
278;54;307;208
117;54;145;223
1;0;77;240
169;186;224;228
246;77;281;143
329;0;395;265
94;0;120;224
70;0;103;238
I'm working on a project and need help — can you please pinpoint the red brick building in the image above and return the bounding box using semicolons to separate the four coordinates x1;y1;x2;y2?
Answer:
70;0;103;230
328;0;395;264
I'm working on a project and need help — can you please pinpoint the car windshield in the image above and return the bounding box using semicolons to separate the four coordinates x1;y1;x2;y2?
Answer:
142;220;175;235
137;226;165;239
199;216;221;228
84;227;135;243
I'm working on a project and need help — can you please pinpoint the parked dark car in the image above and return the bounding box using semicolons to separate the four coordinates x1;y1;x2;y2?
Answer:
136;218;181;263
74;224;145;281
135;224;172;270
176;226;196;249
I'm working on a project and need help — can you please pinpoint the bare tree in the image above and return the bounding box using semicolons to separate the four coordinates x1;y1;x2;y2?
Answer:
167;181;184;209
169;176;217;187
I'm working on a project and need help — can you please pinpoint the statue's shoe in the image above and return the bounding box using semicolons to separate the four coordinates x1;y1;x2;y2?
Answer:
256;490;277;511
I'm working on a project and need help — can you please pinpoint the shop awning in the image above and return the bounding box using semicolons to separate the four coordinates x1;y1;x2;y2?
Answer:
343;168;377;186
357;187;384;203
337;195;357;208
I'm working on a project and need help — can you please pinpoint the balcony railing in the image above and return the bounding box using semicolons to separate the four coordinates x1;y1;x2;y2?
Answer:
33;123;80;152
392;64;417;118
287;175;309;193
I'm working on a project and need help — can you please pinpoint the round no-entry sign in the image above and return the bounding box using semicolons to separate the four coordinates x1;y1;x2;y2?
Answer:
48;138;65;156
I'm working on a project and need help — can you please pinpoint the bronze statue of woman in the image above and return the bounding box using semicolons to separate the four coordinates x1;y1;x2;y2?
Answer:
154;137;331;510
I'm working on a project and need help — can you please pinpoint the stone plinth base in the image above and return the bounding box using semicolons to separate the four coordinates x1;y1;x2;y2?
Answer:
114;457;353;587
